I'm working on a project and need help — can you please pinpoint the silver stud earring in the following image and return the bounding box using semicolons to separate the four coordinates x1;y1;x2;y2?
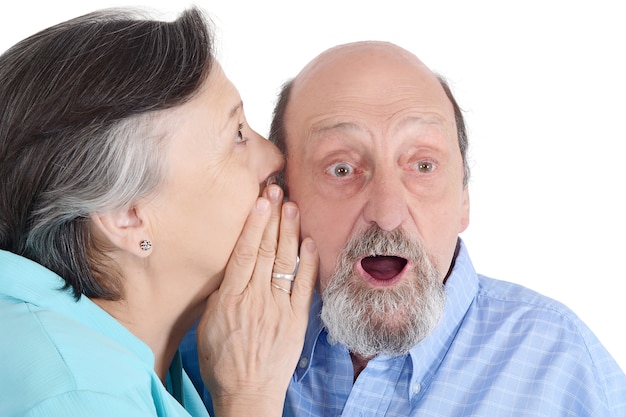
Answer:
140;240;152;251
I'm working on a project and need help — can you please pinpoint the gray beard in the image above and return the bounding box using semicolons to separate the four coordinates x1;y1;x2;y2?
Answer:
320;226;446;358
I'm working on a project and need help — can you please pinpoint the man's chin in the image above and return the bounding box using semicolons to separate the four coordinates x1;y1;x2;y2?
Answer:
327;330;420;358
322;290;446;358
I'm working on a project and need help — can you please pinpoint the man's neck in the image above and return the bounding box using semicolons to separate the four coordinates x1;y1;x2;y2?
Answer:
350;352;372;382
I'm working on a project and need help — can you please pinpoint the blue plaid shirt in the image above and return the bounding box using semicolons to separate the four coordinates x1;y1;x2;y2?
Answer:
181;239;626;416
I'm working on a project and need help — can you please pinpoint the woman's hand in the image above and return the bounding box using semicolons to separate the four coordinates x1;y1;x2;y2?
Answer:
196;184;318;417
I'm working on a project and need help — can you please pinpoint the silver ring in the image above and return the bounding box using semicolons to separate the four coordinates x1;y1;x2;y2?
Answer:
271;272;296;281
271;283;292;295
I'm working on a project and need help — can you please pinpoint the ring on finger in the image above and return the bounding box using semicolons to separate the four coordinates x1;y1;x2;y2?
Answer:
272;272;296;281
271;282;292;295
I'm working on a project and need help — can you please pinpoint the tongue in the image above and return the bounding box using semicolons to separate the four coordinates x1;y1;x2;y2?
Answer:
361;256;407;280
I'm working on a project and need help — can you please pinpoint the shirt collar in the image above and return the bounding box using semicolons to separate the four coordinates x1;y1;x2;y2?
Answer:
405;238;478;389
295;289;324;380
295;238;478;383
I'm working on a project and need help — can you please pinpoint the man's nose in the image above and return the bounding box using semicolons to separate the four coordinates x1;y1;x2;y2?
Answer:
362;169;410;231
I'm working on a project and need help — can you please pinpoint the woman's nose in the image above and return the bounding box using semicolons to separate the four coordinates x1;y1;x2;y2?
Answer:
257;133;285;184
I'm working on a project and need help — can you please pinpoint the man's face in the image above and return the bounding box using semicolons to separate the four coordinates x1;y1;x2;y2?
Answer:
283;43;469;355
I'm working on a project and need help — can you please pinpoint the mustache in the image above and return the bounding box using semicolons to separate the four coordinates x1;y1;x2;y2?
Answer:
339;224;428;266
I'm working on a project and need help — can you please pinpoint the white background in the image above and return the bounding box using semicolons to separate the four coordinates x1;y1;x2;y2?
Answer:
2;1;624;371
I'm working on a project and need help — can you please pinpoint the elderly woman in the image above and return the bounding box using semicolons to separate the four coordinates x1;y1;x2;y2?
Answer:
0;7;317;417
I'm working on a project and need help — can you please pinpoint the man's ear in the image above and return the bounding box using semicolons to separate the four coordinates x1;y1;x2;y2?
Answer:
459;186;470;233
91;207;151;257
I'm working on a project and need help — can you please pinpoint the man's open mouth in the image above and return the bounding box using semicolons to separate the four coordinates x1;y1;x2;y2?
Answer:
360;255;408;281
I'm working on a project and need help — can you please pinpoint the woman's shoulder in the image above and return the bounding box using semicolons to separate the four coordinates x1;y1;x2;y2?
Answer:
0;297;158;415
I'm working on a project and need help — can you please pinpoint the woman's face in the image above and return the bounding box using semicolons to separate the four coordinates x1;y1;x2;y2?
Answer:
143;62;283;297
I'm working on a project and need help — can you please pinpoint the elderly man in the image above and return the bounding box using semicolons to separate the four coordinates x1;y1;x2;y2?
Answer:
182;41;626;416
268;40;625;416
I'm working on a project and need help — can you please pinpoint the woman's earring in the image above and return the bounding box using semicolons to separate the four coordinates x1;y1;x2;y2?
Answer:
139;240;152;251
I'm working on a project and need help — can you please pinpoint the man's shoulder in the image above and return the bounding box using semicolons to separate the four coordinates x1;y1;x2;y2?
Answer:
467;274;608;357
473;274;584;324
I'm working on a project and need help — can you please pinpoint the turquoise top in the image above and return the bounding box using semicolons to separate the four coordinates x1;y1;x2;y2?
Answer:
0;249;209;417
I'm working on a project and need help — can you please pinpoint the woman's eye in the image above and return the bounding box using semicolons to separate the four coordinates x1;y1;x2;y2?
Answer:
326;163;354;177
236;123;247;143
415;161;435;173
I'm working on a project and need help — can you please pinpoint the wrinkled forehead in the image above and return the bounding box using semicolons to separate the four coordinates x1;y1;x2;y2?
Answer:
288;42;452;125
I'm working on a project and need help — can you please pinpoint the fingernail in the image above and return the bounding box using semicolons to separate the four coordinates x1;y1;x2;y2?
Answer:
256;198;270;213
268;185;281;202
305;239;316;253
284;204;297;219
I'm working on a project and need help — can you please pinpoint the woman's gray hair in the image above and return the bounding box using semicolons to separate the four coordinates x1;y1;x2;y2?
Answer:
0;7;215;300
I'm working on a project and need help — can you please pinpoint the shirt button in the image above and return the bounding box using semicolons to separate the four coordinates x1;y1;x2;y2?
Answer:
299;357;309;368
412;384;421;395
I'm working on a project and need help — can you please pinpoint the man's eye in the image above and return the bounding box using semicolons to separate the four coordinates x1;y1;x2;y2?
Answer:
415;161;435;173
327;163;353;177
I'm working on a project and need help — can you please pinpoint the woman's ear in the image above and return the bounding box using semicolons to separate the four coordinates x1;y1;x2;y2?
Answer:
91;207;152;257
